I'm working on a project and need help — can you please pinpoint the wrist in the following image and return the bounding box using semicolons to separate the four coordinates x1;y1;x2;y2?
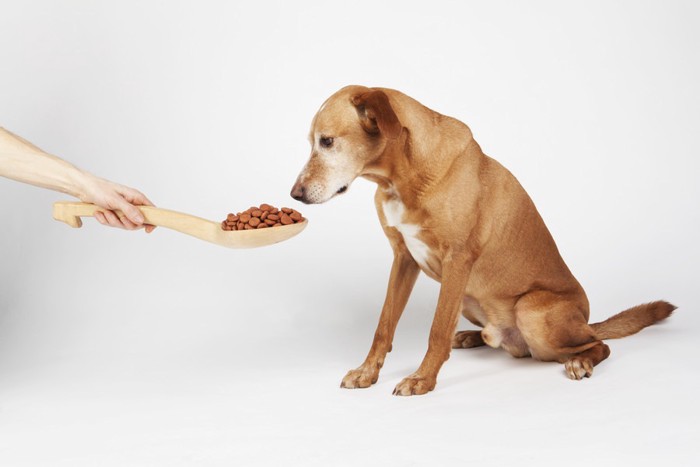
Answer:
70;169;97;202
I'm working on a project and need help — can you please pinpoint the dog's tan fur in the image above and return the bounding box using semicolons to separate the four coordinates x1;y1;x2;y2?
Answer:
291;85;676;396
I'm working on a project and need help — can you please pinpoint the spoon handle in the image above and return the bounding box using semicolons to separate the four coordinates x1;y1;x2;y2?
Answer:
52;201;216;237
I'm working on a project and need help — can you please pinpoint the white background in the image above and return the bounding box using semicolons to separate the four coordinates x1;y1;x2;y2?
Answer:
1;1;698;466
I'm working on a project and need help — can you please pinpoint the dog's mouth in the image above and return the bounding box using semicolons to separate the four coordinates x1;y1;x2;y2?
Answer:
336;185;348;195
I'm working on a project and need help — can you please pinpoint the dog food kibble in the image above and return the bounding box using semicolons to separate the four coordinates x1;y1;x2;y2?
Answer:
221;204;305;231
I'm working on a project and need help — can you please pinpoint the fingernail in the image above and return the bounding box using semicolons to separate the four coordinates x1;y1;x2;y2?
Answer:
134;214;144;224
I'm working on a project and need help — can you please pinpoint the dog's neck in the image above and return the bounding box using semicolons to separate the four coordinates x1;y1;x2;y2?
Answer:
362;122;481;208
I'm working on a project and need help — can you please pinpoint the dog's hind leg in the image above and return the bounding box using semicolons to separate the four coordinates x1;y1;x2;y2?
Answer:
563;341;611;379
515;291;611;379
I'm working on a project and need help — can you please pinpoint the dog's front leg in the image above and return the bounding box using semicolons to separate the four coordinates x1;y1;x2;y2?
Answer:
393;253;472;396
341;251;420;389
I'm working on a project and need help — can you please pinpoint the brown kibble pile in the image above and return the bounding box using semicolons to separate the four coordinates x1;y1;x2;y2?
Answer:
221;204;305;231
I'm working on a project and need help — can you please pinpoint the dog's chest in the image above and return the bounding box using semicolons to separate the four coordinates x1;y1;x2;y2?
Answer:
382;199;434;272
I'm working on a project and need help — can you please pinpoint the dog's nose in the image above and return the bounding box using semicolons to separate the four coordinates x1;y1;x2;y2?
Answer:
290;182;305;201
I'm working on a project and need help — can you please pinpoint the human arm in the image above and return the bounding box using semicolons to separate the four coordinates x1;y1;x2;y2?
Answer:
0;126;154;231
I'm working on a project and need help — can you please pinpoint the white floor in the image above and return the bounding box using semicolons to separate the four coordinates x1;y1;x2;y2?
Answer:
0;314;696;467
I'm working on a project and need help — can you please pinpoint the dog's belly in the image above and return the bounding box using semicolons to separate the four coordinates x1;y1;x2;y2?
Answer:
461;296;531;357
461;295;487;327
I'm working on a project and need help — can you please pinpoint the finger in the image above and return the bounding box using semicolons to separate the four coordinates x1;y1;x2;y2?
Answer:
118;215;140;230
100;209;125;229
99;208;143;230
136;192;155;207
120;187;154;207
114;198;145;225
97;207;148;231
94;211;108;225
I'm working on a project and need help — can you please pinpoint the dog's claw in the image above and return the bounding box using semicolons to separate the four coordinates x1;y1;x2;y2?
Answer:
392;375;436;396
341;367;378;389
564;357;594;380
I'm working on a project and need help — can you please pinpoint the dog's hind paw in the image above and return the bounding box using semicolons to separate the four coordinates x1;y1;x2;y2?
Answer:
392;375;436;396
564;357;594;380
452;330;486;349
341;367;378;389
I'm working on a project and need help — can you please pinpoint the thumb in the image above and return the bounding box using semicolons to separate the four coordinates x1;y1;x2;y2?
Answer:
115;198;145;225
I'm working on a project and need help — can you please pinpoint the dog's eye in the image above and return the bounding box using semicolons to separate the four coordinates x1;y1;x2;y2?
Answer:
319;136;334;148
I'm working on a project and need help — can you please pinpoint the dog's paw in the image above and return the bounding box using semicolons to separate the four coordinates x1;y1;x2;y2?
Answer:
564;357;594;380
340;367;378;389
452;330;485;349
392;375;436;396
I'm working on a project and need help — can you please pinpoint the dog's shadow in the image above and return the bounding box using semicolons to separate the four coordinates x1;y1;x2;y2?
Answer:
379;346;555;391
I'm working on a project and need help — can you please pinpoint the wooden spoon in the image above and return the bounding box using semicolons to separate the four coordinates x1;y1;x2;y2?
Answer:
52;201;308;249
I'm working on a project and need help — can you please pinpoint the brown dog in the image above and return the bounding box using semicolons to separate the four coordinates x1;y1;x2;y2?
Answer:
291;85;675;396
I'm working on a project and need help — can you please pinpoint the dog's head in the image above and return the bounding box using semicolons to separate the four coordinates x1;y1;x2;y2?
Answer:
290;86;402;204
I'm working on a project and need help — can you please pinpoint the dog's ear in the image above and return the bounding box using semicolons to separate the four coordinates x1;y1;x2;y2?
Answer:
351;90;402;139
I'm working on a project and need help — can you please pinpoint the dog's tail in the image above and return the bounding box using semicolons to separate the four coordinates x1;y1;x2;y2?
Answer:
590;301;676;340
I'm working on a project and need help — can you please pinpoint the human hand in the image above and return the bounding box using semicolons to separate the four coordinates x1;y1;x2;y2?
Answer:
79;174;156;232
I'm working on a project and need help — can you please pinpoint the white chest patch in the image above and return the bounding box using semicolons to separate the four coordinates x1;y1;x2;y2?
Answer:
382;199;432;272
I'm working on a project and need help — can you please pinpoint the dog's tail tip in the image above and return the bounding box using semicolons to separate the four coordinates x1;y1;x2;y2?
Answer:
653;300;677;318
